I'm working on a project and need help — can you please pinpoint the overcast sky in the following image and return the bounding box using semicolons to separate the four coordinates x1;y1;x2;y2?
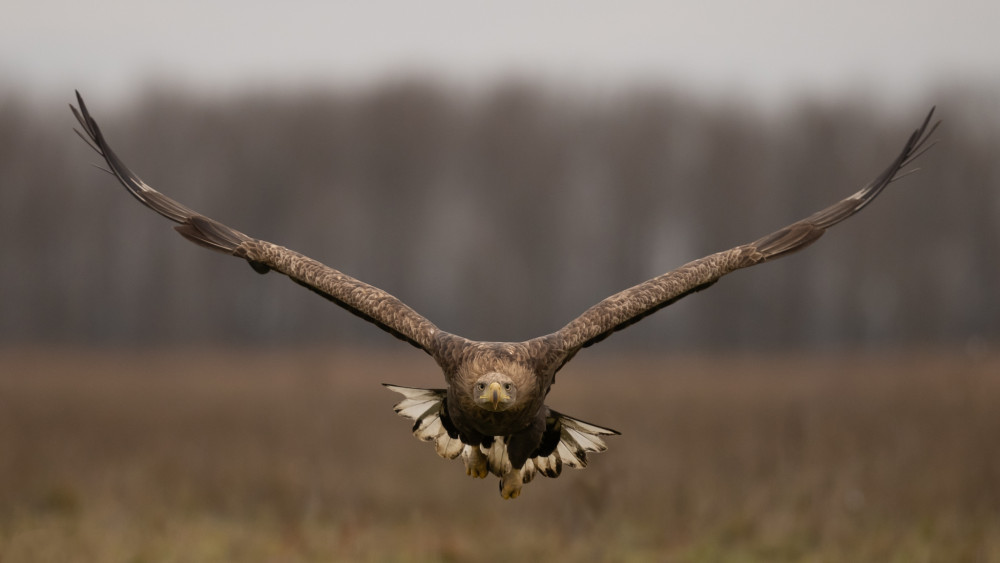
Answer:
3;0;998;106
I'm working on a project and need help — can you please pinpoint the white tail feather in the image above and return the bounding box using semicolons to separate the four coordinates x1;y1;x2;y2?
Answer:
384;385;618;485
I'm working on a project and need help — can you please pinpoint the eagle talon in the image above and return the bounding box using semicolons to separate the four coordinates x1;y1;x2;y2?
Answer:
499;468;524;499
463;446;489;479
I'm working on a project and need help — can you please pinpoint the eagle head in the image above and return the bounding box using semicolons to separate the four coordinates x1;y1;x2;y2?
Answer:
473;372;517;412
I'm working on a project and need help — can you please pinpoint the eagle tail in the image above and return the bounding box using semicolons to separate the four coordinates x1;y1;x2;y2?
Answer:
383;385;619;486
479;409;619;484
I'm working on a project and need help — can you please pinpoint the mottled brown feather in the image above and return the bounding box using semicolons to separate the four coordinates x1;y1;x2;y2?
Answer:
72;90;936;381
540;107;937;359
73;92;936;496
72;91;454;357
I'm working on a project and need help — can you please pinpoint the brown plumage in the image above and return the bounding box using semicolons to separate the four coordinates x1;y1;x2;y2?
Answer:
71;92;937;499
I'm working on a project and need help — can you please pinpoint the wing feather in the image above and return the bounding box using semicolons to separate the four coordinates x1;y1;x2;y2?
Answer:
543;107;938;357
385;385;445;420
384;385;466;460
72;92;449;355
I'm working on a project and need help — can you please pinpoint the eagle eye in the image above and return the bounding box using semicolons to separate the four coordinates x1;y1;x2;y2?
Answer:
503;383;512;392
477;383;486;391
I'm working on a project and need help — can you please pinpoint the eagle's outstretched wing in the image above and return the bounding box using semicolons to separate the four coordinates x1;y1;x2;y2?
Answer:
544;108;938;358
71;91;450;355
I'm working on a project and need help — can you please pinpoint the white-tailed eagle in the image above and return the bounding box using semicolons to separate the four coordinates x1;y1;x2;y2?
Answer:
71;93;937;499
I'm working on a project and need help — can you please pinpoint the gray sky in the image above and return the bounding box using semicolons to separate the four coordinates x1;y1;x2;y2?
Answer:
3;0;998;105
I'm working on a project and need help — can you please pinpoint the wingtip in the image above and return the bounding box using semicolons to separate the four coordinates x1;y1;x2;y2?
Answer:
918;107;940;142
74;90;87;115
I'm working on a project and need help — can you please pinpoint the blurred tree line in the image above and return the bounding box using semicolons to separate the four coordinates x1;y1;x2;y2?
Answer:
1;81;997;350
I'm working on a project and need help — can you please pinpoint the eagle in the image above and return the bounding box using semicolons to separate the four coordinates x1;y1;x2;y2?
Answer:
71;92;937;499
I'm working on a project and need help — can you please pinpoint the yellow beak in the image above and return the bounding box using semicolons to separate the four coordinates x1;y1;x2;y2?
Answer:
480;381;508;410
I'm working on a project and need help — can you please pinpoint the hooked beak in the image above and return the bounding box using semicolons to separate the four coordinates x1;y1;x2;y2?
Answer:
480;381;508;410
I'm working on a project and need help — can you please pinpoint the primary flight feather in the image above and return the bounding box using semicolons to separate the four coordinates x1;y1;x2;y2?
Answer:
71;92;937;499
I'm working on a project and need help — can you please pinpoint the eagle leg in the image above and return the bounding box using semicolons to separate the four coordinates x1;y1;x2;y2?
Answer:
499;467;524;500
463;445;489;478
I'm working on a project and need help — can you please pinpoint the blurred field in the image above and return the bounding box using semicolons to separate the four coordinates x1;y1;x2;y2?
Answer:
0;346;997;562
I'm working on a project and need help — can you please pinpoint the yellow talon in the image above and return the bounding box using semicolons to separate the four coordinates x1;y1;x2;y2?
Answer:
499;468;524;499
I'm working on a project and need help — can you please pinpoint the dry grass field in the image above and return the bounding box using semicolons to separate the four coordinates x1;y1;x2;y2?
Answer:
0;346;997;562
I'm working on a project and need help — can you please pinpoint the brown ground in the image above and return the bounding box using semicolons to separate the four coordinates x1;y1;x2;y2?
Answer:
0;346;997;562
